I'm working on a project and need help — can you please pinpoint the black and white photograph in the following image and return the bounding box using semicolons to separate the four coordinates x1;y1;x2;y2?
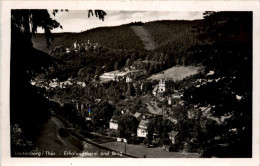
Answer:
1;1;260;166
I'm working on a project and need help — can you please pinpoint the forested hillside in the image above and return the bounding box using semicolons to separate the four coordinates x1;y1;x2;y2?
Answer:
32;20;199;53
32;20;202;80
32;24;145;52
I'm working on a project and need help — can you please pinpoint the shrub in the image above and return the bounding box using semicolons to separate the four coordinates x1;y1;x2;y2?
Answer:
58;128;70;138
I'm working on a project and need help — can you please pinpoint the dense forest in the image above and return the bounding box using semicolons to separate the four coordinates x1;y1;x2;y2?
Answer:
32;20;203;81
32;24;145;52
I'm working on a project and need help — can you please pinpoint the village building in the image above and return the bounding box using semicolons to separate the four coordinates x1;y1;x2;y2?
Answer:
172;90;183;99
158;78;174;93
73;41;80;51
60;80;73;88
66;48;71;53
158;79;166;93
86;117;91;121
167;90;183;105
168;130;179;144
49;78;60;88
126;75;133;83
140;82;144;91
109;115;119;130
99;70;130;82
137;119;150;138
134;112;142;121
152;86;158;96
77;81;86;87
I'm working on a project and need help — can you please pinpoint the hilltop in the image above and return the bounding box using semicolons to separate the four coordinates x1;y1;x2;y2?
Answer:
32;20;200;53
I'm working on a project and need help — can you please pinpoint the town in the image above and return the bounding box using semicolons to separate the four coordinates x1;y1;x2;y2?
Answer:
10;10;253;159
29;40;226;157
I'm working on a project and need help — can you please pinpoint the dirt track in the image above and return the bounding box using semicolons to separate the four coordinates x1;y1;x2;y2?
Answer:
34;116;80;155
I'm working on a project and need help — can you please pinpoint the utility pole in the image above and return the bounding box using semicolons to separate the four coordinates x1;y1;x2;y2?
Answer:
125;142;126;154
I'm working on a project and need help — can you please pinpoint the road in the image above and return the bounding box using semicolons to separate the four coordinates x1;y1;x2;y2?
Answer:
34;115;131;157
34;116;81;156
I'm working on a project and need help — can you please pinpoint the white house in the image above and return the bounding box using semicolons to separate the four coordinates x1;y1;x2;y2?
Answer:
99;70;130;82
152;86;158;96
137;119;150;138
77;81;86;87
126;76;133;83
158;79;166;93
168;130;179;144
109;115;119;130
134;112;142;120
66;48;71;53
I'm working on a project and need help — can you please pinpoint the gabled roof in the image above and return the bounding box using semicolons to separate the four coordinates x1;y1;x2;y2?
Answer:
138;119;150;128
153;87;158;92
110;115;120;122
168;130;179;137
134;112;142;119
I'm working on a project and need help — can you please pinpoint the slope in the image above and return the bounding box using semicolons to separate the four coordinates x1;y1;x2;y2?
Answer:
130;25;156;51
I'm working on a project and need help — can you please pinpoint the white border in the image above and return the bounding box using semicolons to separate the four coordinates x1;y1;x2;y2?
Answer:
1;1;260;166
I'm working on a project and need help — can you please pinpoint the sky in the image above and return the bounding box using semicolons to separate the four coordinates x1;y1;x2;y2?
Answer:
42;10;204;33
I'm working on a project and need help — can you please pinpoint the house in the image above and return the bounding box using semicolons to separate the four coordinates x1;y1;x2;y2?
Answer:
49;79;60;88
168;130;179;144
99;70;130;82
77;81;86;87
140;82;144;91
172;91;182;99
122;109;134;116
158;78;174;93
73;41;80;50
152;86;158;96
66;48;71;53
168;97;172;105
134;112;142;121
126;75;133;83
109;115;119;130
158;79;166;93
137;119;150;138
86;117;91;121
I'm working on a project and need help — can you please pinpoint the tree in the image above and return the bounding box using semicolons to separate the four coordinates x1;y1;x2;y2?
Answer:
91;101;115;129
118;114;139;139
183;12;252;157
147;121;155;144
10;9;106;155
126;82;136;96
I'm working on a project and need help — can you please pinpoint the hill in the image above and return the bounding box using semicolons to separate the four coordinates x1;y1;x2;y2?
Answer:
32;20;203;81
32;20;199;53
32;25;145;53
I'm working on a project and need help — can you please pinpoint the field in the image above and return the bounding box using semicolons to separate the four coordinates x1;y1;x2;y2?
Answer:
101;141;200;158
148;66;202;81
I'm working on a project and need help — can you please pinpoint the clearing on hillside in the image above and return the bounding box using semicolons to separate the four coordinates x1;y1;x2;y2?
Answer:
148;66;203;81
130;25;156;51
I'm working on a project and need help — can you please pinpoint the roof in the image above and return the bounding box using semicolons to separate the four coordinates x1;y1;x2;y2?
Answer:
110;115;120;122
153;87;158;92
134;112;141;119
168;131;179;137
138;119;150;128
101;70;130;76
125;109;133;116
160;77;173;83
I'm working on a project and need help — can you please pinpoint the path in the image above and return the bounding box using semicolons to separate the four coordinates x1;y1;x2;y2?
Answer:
101;141;200;158
130;26;156;51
